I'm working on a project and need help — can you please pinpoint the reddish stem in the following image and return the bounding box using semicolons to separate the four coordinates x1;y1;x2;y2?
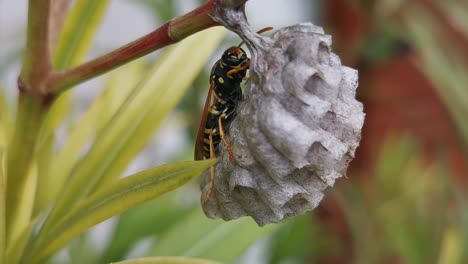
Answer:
20;0;53;95
47;0;248;94
46;21;175;93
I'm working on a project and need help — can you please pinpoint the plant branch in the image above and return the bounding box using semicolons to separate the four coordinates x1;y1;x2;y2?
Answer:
46;0;248;94
6;0;53;245
5;92;49;246
20;0;53;95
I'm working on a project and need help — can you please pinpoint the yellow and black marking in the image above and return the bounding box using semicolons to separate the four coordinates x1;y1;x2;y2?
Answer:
195;27;274;204
197;46;250;161
201;104;236;160
195;46;250;204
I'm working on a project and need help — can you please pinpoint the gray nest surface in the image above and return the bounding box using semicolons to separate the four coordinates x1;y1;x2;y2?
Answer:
200;7;365;226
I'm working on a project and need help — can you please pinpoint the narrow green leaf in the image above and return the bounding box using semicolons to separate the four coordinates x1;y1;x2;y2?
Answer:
151;208;276;263
456;190;468;263
443;1;468;36
95;61;144;134
268;216;323;264
0;90;12;148
35;94;72;151
38;0;111;145
54;0;111;69
112;256;222;264
41;61;143;216
5;220;35;264
404;9;468;146
0;150;5;262
438;227;463;264
34;0;111;214
375;136;416;201
31;159;215;263
68;233;100;264
7;161;37;252
33;135;54;217
100;191;195;263
91;27;226;190
40;27;226;234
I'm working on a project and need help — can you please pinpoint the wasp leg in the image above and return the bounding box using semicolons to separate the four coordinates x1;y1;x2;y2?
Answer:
227;60;251;79
218;114;234;161
202;134;216;205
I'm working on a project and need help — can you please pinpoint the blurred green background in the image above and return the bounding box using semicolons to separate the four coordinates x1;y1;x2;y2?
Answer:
1;0;467;263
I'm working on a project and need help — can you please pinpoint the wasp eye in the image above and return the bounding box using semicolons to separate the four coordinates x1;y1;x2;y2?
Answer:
224;56;240;66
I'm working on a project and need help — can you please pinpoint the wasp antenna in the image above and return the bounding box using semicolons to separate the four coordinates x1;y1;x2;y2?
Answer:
256;26;274;35
238;26;274;47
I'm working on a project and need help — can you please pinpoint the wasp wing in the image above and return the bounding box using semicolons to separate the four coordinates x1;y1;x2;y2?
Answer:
194;81;215;160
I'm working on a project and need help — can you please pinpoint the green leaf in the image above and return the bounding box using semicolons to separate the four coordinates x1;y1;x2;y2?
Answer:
30;159;215;263
90;27;225;190
405;8;468;146
456;190;468;263
0;150;5;262
33;135;54;217
438;227;463;264
34;0;111;214
112;256;222;264
68;233;100;264
360;22;404;64
151;208;276;263
39;0;111;145
95;61;145;134
40;27;226;235
0;89;13;148
375;135;417;201
5;219;37;264
100;191;196;263
41;61;144;217
54;0;111;69
267;216;323;264
6;161;37;254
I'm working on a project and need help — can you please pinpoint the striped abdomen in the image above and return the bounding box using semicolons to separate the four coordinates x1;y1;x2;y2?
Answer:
202;102;236;159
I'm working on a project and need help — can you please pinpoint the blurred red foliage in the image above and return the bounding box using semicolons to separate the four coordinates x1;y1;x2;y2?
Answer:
323;0;468;182
315;0;468;263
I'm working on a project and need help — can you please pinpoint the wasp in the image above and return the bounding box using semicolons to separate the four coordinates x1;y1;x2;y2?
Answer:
195;27;273;204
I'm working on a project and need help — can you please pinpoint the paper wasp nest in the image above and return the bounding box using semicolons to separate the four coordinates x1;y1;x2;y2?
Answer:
200;8;365;226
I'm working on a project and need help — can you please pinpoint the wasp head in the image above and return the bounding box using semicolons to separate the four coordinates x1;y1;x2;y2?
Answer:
222;46;249;69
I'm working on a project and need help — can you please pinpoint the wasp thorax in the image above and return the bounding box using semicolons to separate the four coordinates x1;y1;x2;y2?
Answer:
222;47;248;68
200;21;365;226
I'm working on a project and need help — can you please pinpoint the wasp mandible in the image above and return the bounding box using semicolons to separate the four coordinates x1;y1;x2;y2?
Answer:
195;27;273;204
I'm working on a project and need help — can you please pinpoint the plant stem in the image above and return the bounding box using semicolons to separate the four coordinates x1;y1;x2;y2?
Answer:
5;92;50;245
45;21;175;93
6;0;53;245
20;0;53;95
46;0;248;94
